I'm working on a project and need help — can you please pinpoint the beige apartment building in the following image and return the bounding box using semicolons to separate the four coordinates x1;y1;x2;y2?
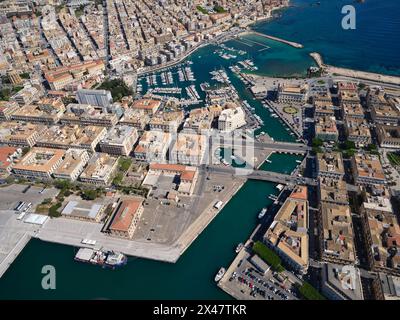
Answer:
263;186;309;274
148;111;184;132
376;124;400;149
170;132;207;166
361;188;400;275
319;202;356;265
0;121;47;147
134;130;172;162
10;102;65;125
345;118;371;147
318;177;349;206
44;60;105;90
36;124;107;152
53;149;90;181
315;116;339;142
61;103;118;127
131;98;161;115
119;109;150;131
317;152;345;180
12;147;65;179
0;101;20;121
79;152;119;186
351;153;386;186
218;107;246;132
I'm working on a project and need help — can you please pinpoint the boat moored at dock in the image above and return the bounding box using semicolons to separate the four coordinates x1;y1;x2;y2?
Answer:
258;208;267;219
235;243;244;253
74;248;127;269
214;267;226;282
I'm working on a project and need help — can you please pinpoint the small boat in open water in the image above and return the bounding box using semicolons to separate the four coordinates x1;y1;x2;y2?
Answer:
215;267;226;282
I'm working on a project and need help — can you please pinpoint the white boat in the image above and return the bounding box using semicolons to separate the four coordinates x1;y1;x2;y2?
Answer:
296;160;302;164
258;208;267;219
235;243;244;253
268;194;278;201
105;251;128;267
276;184;284;191
215;267;226;282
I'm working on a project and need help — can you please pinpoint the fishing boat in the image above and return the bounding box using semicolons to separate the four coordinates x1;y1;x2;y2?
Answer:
215;267;226;282
74;248;127;269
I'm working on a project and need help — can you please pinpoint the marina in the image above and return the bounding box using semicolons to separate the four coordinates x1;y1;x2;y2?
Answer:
0;153;304;299
0;0;398;303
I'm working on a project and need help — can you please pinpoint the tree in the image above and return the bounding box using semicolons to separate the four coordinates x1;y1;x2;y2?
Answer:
296;282;326;300
98;79;132;102
82;189;98;200
312;138;323;148
22;147;30;156
113;172;124;186
54;179;71;190
42;198;52;205
252;241;284;272
342;140;356;150
48;203;62;218
118;157;132;172
214;5;227;13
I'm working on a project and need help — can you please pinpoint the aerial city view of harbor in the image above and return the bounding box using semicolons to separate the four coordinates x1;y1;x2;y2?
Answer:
0;0;400;303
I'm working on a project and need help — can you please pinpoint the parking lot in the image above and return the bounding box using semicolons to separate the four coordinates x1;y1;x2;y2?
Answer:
133;172;244;245
0;184;59;211
219;249;299;300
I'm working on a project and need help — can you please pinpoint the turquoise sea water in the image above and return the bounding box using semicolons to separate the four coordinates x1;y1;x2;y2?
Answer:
253;0;400;76
0;153;301;299
139;34;315;141
0;0;398;299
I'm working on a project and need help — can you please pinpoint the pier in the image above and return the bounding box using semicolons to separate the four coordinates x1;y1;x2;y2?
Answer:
241;31;304;49
0;233;32;278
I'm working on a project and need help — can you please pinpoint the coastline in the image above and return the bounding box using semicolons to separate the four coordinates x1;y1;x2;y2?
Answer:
136;5;289;76
310;52;400;86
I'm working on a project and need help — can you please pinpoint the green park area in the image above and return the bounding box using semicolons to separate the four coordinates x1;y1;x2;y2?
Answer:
252;241;285;272
388;152;400;166
283;106;298;114
196;6;208;14
296;282;326;300
98;79;132;102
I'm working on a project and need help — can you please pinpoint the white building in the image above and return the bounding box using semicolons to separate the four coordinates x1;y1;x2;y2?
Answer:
218;107;246;132
100;126;138;156
76;89;113;109
170;133;207;166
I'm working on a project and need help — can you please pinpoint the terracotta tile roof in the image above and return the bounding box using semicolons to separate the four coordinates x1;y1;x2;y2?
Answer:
110;199;143;232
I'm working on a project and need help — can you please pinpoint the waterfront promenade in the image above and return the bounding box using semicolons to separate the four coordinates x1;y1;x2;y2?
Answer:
310;52;400;86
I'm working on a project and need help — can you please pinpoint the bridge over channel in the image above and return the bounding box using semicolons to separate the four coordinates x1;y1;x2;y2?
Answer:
211;139;310;155
205;165;318;187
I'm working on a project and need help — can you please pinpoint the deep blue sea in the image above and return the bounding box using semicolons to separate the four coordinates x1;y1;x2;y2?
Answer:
253;0;400;76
